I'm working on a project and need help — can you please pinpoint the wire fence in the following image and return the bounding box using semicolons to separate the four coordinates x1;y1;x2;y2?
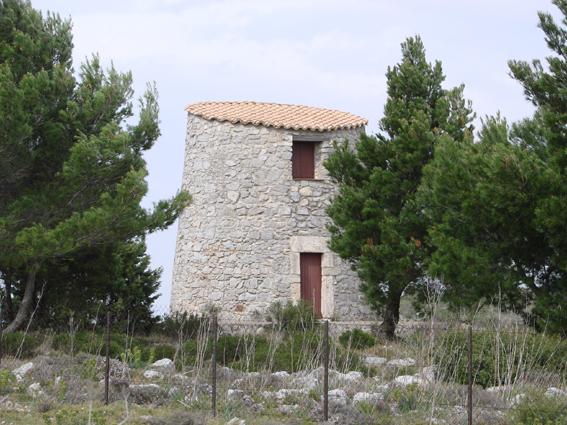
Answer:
1;309;566;423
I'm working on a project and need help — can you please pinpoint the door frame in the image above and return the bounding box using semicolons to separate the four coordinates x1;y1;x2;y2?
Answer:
289;236;335;319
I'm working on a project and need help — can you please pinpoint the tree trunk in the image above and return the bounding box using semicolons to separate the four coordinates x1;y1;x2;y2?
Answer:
379;290;402;340
3;265;38;333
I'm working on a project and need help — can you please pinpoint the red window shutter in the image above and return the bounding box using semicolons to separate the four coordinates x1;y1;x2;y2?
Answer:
292;141;315;179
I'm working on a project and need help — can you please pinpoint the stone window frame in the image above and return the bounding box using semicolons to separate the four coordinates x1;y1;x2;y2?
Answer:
289;236;335;319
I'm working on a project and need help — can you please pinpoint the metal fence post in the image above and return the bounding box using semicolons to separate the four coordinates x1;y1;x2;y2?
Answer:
211;313;218;418
104;311;111;405
468;324;473;425
323;320;329;421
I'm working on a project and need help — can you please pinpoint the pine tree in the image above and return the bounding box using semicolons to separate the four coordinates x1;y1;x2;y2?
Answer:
508;0;567;333
325;37;474;338
419;0;567;334
0;0;189;332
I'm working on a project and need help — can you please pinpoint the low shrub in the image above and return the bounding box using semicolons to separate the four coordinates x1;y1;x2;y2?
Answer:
386;384;421;413
339;328;376;350
153;343;176;361
266;301;318;333
1;332;42;357
433;329;567;388
152;311;204;339
0;369;15;395
508;393;567;425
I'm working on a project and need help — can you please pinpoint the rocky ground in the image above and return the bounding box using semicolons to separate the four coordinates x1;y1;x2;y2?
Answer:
1;351;566;425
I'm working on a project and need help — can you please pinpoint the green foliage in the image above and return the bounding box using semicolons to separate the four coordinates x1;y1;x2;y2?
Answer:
324;36;474;338
418;1;567;334
418;118;546;314
339;328;376;350
266;301;318;333
386;384;420;413
0;369;15;395
433;330;567;388
0;0;190;332
51;331;176;365
508;393;567;425
153;344;176;362
120;346;144;368
153;311;204;339
0;331;42;357
43;407;107;425
79;358;97;380
506;0;567;335
36;240;163;332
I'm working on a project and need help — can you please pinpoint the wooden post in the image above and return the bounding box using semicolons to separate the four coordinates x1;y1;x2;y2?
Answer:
467;324;473;425
211;313;218;418
323;320;329;421
0;306;3;366
0;322;3;366
104;311;111;405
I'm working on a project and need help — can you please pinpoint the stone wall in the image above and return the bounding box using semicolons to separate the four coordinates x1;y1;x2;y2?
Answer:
171;114;374;322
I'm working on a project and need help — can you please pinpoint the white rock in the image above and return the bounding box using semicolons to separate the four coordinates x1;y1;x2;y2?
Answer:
486;385;510;393
278;404;300;415
392;375;423;387
386;358;416;367
273;388;308;401
417;366;435;382
261;390;274;399
327;389;348;407
343;371;363;382
353;392;384;405
545;387;567;397
271;371;290;379
173;373;188;382
27;382;44;398
13;362;33;381
130;383;162;391
373;383;389;393
363;356;387;367
143;370;163;380
510;393;526;407
291;372;318;390
226;418;246;425
150;358;174;370
227;389;245;400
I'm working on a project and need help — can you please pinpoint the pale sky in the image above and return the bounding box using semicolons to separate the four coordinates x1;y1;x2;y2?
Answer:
33;0;556;314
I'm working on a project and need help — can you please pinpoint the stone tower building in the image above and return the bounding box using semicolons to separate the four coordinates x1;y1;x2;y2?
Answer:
171;101;374;322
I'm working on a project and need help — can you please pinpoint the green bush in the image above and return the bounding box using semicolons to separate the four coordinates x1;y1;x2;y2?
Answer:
266;301;318;333
386;384;420;413
339;328;376;350
153;311;204;339
0;370;15;395
434;330;567;388
51;331;177;366
1;332;42;357
152;343;176;361
508;393;567;425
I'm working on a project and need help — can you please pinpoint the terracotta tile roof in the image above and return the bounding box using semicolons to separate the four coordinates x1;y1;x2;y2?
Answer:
186;101;367;132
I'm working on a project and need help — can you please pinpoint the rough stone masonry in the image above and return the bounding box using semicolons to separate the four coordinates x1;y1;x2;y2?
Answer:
171;101;374;322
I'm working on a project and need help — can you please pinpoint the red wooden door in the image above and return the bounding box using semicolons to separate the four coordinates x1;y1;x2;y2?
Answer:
300;253;322;318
